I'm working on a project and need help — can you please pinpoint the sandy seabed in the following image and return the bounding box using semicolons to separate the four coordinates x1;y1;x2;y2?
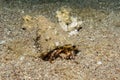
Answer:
0;0;120;80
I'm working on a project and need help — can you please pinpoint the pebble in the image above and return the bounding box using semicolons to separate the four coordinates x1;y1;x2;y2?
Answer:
68;29;78;36
97;61;102;65
0;40;6;45
55;42;60;46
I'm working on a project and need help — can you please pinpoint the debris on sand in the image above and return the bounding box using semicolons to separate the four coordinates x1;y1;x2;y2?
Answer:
22;15;36;29
56;6;83;32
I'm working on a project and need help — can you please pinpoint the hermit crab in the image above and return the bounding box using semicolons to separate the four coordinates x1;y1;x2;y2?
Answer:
41;44;80;63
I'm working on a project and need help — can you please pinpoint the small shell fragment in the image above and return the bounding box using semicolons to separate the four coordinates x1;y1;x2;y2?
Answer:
68;29;78;36
97;61;102;65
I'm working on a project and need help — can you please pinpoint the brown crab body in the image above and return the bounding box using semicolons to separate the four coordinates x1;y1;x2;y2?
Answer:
42;44;80;63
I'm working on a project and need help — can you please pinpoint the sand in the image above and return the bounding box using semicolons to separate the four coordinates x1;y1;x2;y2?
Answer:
0;0;120;80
